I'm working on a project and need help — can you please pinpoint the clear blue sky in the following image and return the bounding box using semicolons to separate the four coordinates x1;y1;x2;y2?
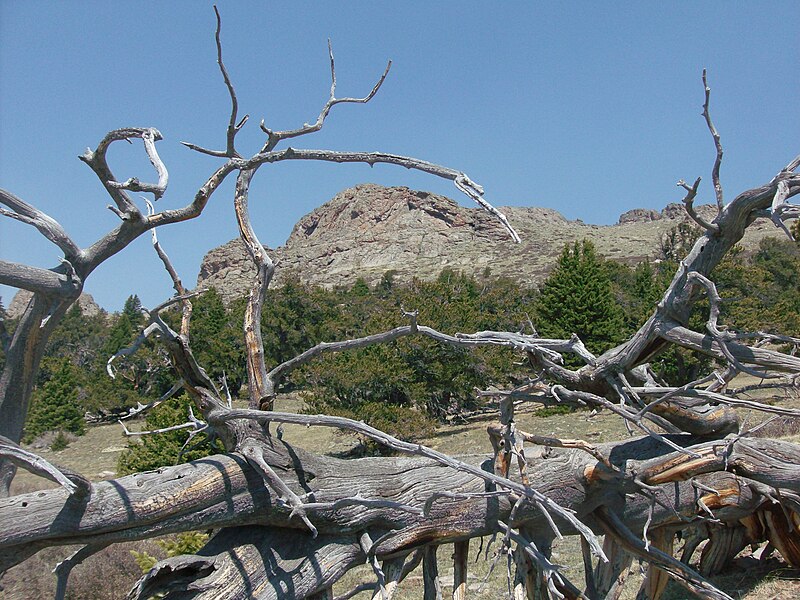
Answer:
1;2;798;311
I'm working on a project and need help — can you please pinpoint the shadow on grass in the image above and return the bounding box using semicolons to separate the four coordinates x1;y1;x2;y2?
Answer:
662;556;800;600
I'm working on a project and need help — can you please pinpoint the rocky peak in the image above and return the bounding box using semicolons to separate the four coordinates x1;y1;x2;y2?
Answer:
618;208;662;224
197;184;778;304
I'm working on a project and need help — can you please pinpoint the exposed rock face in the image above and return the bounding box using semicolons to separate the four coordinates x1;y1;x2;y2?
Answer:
6;290;102;320
198;184;779;304
618;208;661;224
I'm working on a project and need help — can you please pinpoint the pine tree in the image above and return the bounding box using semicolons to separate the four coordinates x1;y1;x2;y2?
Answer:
535;240;625;355
122;294;144;330
190;288;246;391
24;357;85;442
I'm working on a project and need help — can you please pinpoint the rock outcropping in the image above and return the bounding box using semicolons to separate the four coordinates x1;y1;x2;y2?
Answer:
197;184;778;304
6;290;102;320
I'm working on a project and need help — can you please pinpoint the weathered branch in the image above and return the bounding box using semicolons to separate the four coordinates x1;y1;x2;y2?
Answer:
677;177;719;233
233;168;275;410
260;40;391;148
118;379;185;420
658;321;800;374
686;270;780;379
54;543;109;600
146;199;193;335
702;69;725;213
267;319;589;392
234;148;521;242
0;434;89;496
0;188;80;257
215;5;246;157
596;507;733;600
107;129;168;199
4;14;800;599
488;423;613;470
119;406;206;437
769;179;797;240
0;260;81;297
207;407;607;561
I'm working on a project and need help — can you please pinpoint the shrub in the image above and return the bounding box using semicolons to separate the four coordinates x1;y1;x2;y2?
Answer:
131;531;210;574
117;395;214;475
50;430;75;451
304;397;436;448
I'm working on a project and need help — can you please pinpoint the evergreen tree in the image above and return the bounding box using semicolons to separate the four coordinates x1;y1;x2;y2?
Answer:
122;294;144;330
103;312;136;357
534;240;625;355
190;288;246;392
24;357;85;442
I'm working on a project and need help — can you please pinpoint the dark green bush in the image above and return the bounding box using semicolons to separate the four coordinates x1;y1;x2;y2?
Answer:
117;395;214;475
24;357;85;442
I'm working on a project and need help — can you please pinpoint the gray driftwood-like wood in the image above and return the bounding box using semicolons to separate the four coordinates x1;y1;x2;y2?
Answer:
2;8;800;600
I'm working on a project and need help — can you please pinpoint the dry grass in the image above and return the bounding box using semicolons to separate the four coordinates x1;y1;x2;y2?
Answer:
5;385;800;599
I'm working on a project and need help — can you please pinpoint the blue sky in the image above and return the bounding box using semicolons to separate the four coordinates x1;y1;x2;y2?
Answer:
1;2;798;311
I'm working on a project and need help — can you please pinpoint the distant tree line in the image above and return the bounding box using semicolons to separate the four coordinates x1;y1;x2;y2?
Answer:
2;225;798;467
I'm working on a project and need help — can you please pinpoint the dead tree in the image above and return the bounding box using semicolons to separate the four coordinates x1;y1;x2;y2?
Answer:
2;10;800;600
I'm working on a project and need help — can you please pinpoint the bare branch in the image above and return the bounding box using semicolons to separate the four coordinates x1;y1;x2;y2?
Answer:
497;522;583;600
119;405;206;437
118;379;185;421
179;141;231;157
334;583;374;600
80;127;164;217
268;320;589;392
240;438;318;537
658;320;800;375
769;179;797;240
687;270;781;379
138;161;238;230
0;434;89;496
53;543;109;600
107;322;161;378
488;423;614;470
550;385;702;458
452;540;469;600
633;386;800;419
145;200;192;335
455;175;521;243
107;129;168;199
213;5;246;157
232;168;275;409
422;546;442;600
0;260;81;297
260;40;392;148
702;69;725;212
0;188;80;257
676;177;719;233
595;507;733;600
236;147;521;242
